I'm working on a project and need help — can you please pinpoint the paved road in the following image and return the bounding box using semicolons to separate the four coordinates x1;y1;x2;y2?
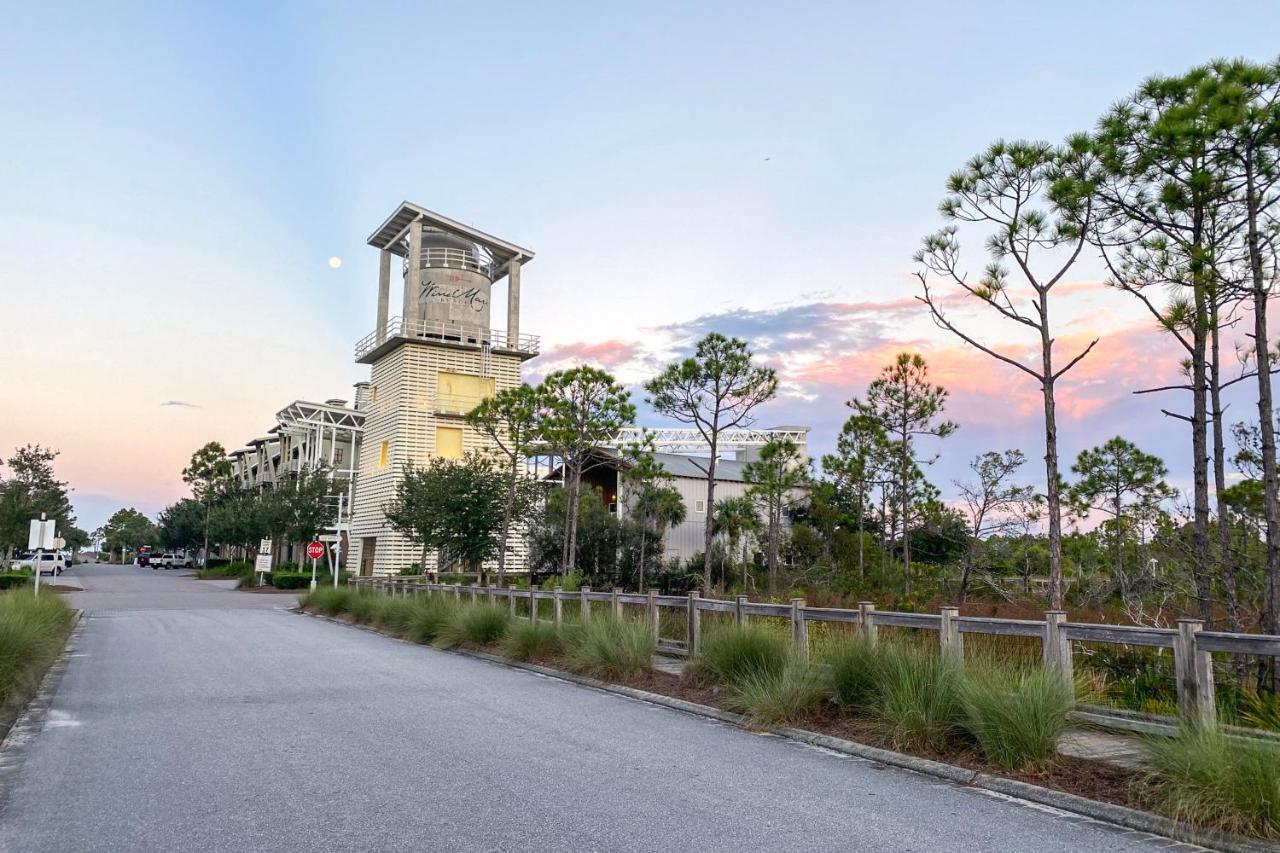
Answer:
0;565;1188;852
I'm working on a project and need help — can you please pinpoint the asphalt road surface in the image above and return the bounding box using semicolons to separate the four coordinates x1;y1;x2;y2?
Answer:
0;564;1193;852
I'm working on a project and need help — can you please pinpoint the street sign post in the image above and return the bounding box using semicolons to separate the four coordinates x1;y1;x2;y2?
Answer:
306;541;324;591
28;514;55;596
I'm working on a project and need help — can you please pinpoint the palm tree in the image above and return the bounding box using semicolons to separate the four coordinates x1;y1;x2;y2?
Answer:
634;485;686;589
714;496;760;591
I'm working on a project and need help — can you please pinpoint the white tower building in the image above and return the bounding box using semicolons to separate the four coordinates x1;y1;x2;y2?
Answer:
348;203;538;576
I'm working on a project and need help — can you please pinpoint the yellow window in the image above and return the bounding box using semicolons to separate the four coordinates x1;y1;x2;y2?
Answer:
437;371;495;414
435;427;463;460
377;440;390;469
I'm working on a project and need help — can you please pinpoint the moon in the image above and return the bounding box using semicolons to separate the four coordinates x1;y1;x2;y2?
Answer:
328;256;342;269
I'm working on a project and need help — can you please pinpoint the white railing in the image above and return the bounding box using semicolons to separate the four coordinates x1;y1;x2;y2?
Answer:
402;247;494;278
355;316;540;360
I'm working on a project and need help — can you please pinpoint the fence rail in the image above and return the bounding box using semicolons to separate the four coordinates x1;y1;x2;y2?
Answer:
348;576;1280;730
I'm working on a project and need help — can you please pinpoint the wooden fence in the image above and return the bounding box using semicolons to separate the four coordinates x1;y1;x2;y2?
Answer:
349;576;1280;731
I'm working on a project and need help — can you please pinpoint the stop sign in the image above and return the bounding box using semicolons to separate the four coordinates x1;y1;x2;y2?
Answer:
306;541;325;560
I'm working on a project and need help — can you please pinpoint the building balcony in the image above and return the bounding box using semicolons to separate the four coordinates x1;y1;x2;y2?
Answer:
355;316;540;364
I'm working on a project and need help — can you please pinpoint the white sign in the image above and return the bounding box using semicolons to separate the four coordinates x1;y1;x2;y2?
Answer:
254;538;273;573
28;519;56;550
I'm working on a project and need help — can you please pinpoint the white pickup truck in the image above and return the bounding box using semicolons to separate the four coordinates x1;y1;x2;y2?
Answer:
151;551;194;570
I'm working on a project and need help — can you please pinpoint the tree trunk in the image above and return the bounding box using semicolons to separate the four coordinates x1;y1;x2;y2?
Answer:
1190;280;1214;623
767;500;780;593
1210;314;1232;632
856;492;865;583
702;430;719;592
498;454;518;586
638;525;648;591
565;467;582;574
1245;164;1280;686
1041;330;1064;610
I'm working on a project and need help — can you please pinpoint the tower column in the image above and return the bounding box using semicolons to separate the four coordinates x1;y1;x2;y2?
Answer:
376;249;390;341
507;259;521;345
403;218;423;328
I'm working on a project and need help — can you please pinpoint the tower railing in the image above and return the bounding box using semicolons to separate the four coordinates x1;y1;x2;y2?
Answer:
355;316;540;361
401;247;495;278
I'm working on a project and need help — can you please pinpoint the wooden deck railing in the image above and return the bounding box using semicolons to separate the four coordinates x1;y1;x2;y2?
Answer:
348;576;1280;731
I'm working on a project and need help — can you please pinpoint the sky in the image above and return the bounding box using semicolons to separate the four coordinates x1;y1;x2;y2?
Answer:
1;2;1278;533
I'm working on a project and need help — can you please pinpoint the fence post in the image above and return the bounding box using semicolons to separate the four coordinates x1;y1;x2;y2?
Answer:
508;587;517;618
735;595;748;626
790;598;809;663
469;584;478;604
530;588;538;624
1042;611;1073;690
611;587;623;620
647;589;659;642
580;586;592;622
485;584;495;604
1174;619;1216;728
858;602;877;646
939;606;963;662
453;583;462;601
686;591;701;656
553;587;563;627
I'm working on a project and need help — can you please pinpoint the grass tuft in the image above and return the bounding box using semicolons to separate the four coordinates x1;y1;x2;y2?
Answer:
0;592;75;718
563;617;655;680
729;656;827;729
686;623;791;686
961;665;1075;771
822;635;880;711
371;597;419;637
873;642;965;752
434;604;511;650
1145;727;1280;841
500;620;564;662
403;597;459;644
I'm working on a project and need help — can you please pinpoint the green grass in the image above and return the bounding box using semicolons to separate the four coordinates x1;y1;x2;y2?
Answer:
960;665;1075;771
729;656;827;729
196;561;253;579
823;635;881;711
346;590;382;624
298;586;356;616
1145;727;1280;841
872;642;965;752
371;597;420;637
500;620;564;662
0;591;75;720
403;597;459;644
434;604;511;650
563;617;655;680
686;623;791;687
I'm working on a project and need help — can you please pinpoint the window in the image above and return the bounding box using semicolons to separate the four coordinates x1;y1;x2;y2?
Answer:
377;440;390;470
435;426;463;460
334;447;344;465
370;385;378;403
694;500;706;514
436;371;496;414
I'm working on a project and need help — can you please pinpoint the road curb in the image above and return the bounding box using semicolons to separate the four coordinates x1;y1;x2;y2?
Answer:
294;608;1270;853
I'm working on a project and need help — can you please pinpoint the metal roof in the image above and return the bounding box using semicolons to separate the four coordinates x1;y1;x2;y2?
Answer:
366;202;535;279
649;452;749;482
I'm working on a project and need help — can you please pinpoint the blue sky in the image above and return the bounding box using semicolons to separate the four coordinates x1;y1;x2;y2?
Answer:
1;2;1277;531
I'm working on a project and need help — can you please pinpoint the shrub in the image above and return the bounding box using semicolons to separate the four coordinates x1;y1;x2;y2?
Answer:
197;561;253;579
1241;691;1280;732
873;642;965;752
823;635;880;711
729;656;827;729
1145;727;1280;841
404;597;459;644
435;604;511;650
0;592;75;715
686;623;790;687
563;617;655;680
0;573;31;590
268;571;312;590
501;620;564;662
960;665;1075;771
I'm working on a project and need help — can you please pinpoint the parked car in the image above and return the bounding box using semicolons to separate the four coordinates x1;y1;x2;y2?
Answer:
150;552;193;570
137;551;152;567
9;551;68;575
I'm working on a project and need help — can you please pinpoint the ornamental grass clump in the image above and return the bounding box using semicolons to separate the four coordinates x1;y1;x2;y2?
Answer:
1145;727;1280;841
729;655;827;730
434;604;511;650
403;597;459;645
872;642;965;752
686;623;791;687
500;620;563;663
302;586;360;617
371;597;419;637
960;664;1075;771
822;634;880;712
0;591;75;714
563;617;655;680
345;590;382;624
